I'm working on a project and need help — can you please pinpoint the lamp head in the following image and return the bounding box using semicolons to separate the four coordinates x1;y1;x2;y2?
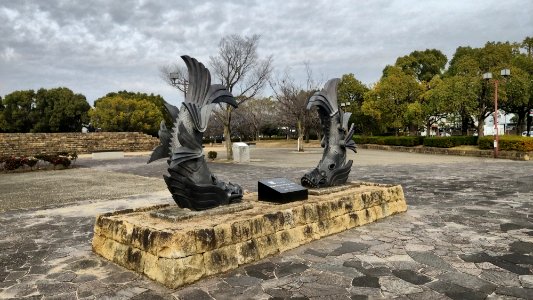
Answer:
483;72;493;80
500;69;510;78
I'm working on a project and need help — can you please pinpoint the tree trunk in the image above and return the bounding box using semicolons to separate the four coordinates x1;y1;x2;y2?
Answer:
222;106;233;160
516;113;524;135
461;114;469;135
527;114;532;136
224;124;232;160
297;119;304;152
477;117;485;137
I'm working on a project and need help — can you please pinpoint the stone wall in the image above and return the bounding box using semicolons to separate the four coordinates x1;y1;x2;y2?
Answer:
0;132;159;156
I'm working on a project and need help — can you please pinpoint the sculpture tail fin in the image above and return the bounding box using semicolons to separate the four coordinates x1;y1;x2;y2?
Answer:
306;78;340;116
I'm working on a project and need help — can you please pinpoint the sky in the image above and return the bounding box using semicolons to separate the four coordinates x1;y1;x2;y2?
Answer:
1;0;532;107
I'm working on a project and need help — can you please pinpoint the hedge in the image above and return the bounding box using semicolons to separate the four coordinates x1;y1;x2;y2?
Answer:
423;136;478;148
478;136;533;152
353;136;424;147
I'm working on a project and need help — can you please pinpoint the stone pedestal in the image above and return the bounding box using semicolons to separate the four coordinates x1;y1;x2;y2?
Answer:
232;142;250;163
92;182;407;289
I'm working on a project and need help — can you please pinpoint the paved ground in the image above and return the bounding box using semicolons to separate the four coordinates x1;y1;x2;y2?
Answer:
0;148;532;299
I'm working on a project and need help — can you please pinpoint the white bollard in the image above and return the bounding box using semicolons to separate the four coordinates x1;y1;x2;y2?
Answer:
232;142;250;163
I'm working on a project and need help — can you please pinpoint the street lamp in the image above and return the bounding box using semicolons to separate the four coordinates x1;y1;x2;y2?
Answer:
483;68;510;158
169;72;188;96
340;102;351;110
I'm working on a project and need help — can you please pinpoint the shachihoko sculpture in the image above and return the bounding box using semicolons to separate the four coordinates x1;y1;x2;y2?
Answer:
148;55;243;210
301;78;357;188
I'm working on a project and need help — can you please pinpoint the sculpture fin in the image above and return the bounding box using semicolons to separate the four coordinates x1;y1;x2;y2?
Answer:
164;102;179;120
147;120;172;163
148;144;169;163
306;78;340;116
342;112;352;131
345;123;357;153
181;55;211;106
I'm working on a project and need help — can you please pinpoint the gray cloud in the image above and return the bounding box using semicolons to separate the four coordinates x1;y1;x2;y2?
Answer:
0;0;531;106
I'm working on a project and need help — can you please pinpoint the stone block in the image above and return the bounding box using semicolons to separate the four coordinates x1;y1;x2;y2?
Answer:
232;142;250;163
92;182;407;289
203;245;238;276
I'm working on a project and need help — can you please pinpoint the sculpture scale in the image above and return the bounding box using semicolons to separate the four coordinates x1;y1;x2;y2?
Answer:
148;55;243;210
301;78;357;188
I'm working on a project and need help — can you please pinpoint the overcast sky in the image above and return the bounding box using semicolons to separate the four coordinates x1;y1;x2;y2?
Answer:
1;0;531;107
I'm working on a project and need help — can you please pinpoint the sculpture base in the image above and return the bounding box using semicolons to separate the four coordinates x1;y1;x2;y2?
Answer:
92;182;407;289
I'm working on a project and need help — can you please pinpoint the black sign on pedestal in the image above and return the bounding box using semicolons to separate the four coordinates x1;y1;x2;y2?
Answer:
258;178;308;203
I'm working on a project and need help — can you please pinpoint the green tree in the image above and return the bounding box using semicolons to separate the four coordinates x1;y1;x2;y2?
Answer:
31;87;90;132
395;49;447;82
89;95;164;135
101;91;172;126
523;36;533;58
444;42;516;136
362;66;423;135
0;90;35;132
337;73;377;134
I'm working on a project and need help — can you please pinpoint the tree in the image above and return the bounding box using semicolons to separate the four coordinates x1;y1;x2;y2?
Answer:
395;49;447;82
362;66;423;135
209;34;273;159
159;63;188;96
31;87;90;132
337;73;375;134
101;91;173;127
232;97;276;141
523;36;533;58
444;42;517;136
89;95;164;135
423;75;478;135
0;90;35;133
271;72;314;151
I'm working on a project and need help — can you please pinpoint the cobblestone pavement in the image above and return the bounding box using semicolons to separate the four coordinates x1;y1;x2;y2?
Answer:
0;149;532;299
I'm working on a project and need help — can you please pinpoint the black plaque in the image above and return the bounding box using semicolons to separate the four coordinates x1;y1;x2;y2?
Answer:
258;178;308;203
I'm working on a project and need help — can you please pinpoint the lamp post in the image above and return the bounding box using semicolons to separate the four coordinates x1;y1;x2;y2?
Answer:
483;69;510;158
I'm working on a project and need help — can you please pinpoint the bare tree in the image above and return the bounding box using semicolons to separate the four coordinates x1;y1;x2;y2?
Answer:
159;63;188;97
271;72;313;151
233;97;276;141
209;34;273;159
270;62;322;151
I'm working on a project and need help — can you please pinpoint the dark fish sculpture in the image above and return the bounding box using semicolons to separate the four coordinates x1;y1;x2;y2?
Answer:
148;55;243;210
301;78;357;188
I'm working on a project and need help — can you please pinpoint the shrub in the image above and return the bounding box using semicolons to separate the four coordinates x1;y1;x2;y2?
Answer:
22;157;39;169
69;152;78;162
4;157;23;171
478;136;533;152
423;136;478;148
207;151;217;161
353;136;424;147
1;152;77;172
